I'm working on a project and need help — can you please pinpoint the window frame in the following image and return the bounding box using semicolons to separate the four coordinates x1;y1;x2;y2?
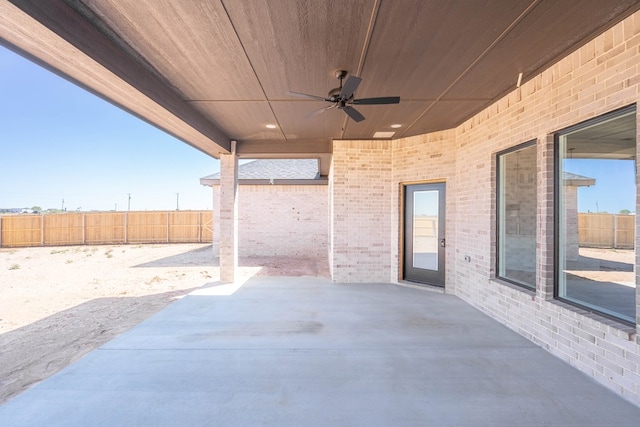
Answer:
496;139;538;290
553;104;637;326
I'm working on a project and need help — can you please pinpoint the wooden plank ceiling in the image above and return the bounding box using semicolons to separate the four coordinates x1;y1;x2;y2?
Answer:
2;0;640;164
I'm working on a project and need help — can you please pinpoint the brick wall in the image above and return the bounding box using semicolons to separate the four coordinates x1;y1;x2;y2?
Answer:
392;131;457;292
450;12;640;405
213;184;328;258
330;141;393;283
329;12;640;405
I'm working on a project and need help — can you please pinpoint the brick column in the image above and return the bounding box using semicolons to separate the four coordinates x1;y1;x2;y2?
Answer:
219;148;238;282
537;135;555;300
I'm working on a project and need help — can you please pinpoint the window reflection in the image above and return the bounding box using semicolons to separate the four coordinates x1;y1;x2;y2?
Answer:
413;190;438;270
557;107;636;323
497;142;537;288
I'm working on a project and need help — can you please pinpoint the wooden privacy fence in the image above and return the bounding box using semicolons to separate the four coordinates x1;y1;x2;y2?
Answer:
578;213;635;249
0;211;213;248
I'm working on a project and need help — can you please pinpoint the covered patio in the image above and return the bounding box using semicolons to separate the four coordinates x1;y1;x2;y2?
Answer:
2;0;640;411
1;276;639;426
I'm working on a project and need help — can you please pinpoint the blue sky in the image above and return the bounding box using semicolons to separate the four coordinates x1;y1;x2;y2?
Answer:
0;45;219;212
565;159;636;214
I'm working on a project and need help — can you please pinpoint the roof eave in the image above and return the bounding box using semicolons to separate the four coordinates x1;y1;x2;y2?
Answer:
200;178;328;187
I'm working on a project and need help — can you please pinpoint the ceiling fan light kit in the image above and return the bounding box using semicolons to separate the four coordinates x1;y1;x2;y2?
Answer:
288;70;400;122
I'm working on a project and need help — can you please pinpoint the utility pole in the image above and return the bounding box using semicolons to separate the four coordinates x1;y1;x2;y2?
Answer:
61;198;64;211
128;193;131;211
176;193;179;211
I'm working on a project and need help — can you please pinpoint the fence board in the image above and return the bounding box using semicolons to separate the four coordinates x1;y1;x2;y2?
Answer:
0;211;213;247
126;211;168;243
43;213;84;246
414;216;437;237
85;212;126;244
199;211;213;242
578;213;634;249
0;215;42;247
615;215;635;248
169;211;201;242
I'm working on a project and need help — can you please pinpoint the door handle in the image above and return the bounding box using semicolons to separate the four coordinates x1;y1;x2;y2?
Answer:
440;238;446;247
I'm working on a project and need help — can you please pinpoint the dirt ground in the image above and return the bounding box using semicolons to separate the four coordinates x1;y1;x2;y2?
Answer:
0;243;329;405
569;247;635;282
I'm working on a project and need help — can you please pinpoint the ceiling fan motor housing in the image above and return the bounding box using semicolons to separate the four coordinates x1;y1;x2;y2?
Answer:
329;70;348;100
328;88;341;100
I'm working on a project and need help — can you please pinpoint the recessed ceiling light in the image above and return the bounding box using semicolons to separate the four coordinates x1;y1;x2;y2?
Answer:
373;131;395;138
265;124;277;129
390;124;402;128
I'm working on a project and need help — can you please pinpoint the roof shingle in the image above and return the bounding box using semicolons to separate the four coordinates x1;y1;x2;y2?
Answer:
200;159;321;184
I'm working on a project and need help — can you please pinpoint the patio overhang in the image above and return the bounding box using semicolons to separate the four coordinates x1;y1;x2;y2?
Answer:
2;0;639;165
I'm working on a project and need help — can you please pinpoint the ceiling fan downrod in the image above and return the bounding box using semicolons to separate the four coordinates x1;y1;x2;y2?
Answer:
328;70;348;101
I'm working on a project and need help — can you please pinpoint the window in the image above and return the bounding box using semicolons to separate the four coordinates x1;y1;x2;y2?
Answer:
497;141;537;289
556;106;637;324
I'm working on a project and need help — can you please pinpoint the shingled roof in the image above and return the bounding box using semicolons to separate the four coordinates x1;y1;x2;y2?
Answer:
200;159;326;186
563;171;596;187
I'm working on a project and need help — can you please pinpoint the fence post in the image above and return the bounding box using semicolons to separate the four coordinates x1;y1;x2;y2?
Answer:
0;216;2;248
613;214;618;249
82;212;86;245
198;211;202;243
124;212;128;244
41;213;45;246
167;211;170;243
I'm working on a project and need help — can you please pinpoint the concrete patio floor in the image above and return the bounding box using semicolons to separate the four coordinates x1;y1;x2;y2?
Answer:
1;276;639;426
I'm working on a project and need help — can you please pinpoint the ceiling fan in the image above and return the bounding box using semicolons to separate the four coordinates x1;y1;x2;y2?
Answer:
288;70;400;122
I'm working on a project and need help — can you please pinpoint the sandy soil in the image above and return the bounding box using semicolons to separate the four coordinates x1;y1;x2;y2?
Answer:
568;247;635;284
0;243;328;405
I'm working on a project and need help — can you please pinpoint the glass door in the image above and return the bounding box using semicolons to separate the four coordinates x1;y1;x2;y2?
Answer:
404;183;446;286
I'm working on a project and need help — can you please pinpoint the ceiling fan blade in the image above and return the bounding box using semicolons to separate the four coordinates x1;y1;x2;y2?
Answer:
342;106;365;122
352;96;400;105
305;104;335;118
340;75;362;100
287;91;328;101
